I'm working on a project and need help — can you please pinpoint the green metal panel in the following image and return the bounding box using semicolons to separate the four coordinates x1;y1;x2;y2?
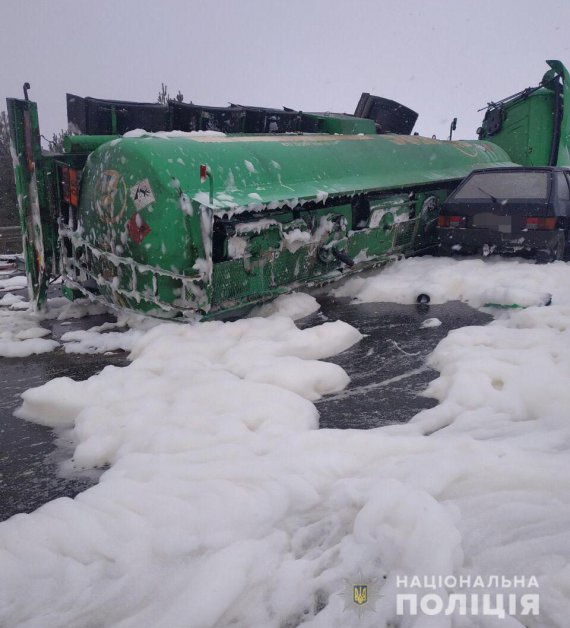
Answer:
481;89;555;166
478;59;570;168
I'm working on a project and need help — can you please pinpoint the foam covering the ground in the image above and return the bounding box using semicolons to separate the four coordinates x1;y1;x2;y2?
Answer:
1;261;569;627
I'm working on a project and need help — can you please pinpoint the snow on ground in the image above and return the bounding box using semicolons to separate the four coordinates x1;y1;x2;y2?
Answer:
0;258;570;626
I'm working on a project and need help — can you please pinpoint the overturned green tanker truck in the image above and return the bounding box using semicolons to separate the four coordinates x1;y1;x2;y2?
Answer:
7;60;570;318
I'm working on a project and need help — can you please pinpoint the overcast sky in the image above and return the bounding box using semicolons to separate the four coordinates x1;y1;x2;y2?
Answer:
2;0;570;141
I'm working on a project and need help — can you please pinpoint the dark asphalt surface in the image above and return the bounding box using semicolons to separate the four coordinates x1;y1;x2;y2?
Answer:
0;284;491;521
315;296;491;428
0;309;127;521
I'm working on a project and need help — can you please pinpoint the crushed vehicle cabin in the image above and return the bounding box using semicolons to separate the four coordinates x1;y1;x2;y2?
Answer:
6;60;570;319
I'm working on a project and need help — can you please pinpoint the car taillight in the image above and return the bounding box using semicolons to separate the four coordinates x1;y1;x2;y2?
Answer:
523;217;557;230
438;215;466;228
61;165;79;207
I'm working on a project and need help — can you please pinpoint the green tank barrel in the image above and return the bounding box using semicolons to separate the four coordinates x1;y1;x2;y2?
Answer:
68;132;514;317
82;132;514;215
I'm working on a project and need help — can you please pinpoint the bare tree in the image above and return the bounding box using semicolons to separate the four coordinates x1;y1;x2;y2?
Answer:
157;84;184;104
46;129;69;153
157;83;169;105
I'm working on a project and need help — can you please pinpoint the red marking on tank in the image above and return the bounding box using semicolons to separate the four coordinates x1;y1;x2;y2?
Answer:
127;212;151;244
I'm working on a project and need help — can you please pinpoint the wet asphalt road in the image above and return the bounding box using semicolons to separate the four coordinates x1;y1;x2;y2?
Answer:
0;288;491;521
315;297;491;428
0;310;127;521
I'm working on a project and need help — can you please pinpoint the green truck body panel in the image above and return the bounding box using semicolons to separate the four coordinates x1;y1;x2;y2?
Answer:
7;60;570;318
480;88;555;167
479;60;570;168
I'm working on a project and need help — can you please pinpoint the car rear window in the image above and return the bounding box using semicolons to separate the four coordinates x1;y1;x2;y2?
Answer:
453;171;549;200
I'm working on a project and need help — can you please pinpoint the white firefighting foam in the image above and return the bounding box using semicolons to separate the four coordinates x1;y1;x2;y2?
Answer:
0;259;569;626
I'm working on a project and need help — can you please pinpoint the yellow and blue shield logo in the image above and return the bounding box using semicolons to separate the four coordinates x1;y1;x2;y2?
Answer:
353;584;368;606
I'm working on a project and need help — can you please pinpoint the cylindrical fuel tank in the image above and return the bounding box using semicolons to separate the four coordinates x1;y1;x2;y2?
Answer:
75;132;515;315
